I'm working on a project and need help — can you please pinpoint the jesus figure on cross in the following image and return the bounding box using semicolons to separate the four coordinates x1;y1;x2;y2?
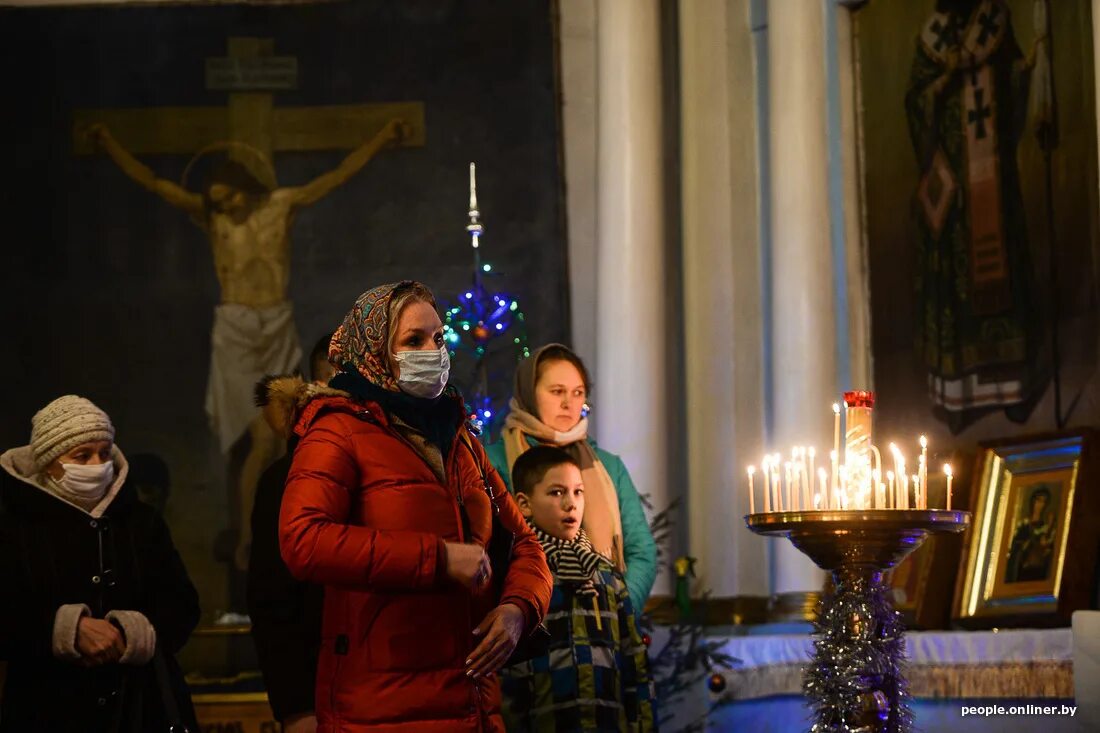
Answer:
89;118;408;569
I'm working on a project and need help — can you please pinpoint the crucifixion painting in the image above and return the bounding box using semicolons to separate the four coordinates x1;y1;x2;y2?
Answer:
74;37;425;571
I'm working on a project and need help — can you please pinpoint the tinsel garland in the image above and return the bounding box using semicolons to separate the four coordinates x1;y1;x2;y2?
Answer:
804;567;912;733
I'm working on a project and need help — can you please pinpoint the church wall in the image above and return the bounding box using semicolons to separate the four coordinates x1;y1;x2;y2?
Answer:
0;0;568;649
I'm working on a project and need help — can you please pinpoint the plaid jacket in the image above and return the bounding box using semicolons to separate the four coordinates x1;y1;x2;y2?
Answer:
500;557;657;732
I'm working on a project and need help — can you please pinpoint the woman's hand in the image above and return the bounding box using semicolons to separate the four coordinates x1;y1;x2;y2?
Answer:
466;603;525;679
444;541;492;590
75;617;125;666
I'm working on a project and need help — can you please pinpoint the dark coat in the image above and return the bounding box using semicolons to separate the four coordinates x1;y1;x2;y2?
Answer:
278;387;553;733
0;447;200;733
247;435;324;722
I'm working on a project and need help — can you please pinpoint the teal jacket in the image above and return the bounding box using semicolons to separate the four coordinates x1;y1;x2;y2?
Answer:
484;436;658;611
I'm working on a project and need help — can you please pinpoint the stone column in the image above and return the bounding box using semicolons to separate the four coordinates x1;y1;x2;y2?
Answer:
767;0;835;603
559;0;599;370
680;0;767;598
594;0;668;591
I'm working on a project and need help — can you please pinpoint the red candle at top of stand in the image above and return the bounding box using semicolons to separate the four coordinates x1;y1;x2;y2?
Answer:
843;390;875;408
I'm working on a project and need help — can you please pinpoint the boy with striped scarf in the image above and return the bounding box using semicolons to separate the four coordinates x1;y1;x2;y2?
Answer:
500;446;656;732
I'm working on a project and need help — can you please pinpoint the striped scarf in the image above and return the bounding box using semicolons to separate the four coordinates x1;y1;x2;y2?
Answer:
528;523;607;598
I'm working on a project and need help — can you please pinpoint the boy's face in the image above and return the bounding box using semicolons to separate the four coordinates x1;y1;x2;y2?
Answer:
518;463;585;541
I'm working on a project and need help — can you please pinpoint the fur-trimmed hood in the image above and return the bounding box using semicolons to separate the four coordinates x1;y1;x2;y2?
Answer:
254;374;351;440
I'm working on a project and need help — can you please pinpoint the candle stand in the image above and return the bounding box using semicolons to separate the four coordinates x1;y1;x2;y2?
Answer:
746;509;970;732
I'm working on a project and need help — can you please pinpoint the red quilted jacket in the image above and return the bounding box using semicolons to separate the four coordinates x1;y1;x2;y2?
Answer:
278;394;552;733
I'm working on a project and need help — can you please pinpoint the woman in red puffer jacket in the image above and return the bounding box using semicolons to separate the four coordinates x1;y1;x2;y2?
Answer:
279;280;552;733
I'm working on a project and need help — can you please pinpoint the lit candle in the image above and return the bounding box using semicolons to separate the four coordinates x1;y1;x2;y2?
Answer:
919;436;928;506
814;491;822;509
887;470;895;509
832;403;841;462
870;444;882;481
799;447;811;511
829;449;839;509
794;451;802;511
797;450;804;510
900;462;909;509
747;466;756;514
872;468;882;508
763;457;771;512
807;447;817;502
785;461;794;512
945;463;954;510
772;458;782;512
890;444;903;508
917;455;927;509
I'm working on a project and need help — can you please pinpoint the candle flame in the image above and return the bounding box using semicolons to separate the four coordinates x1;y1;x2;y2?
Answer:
920;435;928;449
747;465;756;475
944;464;953;477
833;403;841;415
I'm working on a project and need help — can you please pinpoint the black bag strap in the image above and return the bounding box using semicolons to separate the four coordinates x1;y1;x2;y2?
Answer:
457;429;505;514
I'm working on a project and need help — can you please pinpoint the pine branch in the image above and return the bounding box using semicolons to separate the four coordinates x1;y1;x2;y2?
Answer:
638;495;741;732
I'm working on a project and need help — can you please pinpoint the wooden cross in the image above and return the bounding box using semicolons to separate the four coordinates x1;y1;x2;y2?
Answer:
72;37;424;178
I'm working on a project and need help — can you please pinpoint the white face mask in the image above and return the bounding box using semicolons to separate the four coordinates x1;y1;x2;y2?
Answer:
394;346;450;399
56;461;115;500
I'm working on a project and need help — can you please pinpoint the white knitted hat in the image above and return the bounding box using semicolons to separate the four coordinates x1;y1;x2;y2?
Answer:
30;395;115;470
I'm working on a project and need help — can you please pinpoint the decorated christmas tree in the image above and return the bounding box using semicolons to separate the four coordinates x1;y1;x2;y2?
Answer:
442;163;530;440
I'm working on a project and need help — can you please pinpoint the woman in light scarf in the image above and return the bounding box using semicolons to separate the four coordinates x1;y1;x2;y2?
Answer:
485;343;658;610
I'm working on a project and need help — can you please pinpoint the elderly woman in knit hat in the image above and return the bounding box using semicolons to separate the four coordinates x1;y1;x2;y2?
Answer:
484;343;658;612
279;280;552;733
0;395;200;733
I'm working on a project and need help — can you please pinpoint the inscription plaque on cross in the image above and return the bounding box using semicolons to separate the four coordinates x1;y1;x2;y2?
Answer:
72;37;425;173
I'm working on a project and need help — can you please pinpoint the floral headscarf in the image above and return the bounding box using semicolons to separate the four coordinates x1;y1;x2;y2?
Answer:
328;280;437;393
